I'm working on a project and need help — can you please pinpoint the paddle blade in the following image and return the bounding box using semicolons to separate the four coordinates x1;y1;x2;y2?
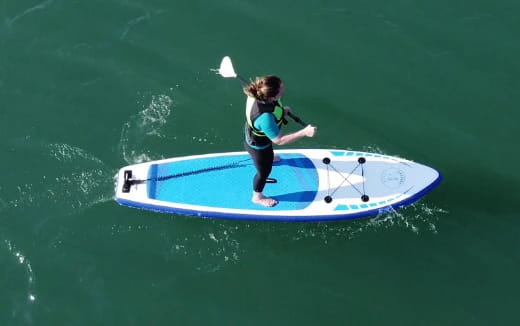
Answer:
219;56;237;78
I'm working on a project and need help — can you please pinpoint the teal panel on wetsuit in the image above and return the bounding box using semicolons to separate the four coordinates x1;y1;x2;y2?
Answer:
254;113;280;140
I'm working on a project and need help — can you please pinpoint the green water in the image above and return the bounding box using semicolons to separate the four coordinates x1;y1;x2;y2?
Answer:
1;0;519;325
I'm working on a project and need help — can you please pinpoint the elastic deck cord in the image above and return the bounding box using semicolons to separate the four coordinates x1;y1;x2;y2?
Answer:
323;156;369;203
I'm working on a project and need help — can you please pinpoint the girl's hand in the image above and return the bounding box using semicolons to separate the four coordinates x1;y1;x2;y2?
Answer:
303;125;317;137
283;106;292;114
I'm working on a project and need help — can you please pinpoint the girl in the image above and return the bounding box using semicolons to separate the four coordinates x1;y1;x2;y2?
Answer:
243;75;317;207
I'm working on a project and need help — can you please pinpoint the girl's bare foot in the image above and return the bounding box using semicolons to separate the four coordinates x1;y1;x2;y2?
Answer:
252;192;278;207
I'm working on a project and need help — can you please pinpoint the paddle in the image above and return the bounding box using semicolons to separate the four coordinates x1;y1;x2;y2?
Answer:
218;56;249;85
216;56;308;127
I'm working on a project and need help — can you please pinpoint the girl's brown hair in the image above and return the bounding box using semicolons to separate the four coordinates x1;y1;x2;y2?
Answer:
243;75;282;101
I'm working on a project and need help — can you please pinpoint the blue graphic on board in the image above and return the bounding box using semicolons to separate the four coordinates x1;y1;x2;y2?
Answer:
147;154;318;210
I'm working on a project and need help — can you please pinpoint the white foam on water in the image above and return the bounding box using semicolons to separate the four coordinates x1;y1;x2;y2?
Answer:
137;95;172;136
1;238;37;324
286;202;447;243
2;142;115;217
366;203;447;235
119;94;173;164
48;142;105;165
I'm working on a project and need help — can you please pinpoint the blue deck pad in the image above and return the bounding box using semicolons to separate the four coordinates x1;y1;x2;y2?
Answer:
147;153;318;211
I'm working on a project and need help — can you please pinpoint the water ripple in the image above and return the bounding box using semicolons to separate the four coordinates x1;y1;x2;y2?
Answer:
119;9;166;40
5;0;55;27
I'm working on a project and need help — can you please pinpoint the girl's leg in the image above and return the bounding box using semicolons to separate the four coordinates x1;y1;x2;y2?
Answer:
245;143;278;207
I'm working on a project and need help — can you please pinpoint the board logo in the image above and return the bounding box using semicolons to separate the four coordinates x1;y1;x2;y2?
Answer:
381;168;405;188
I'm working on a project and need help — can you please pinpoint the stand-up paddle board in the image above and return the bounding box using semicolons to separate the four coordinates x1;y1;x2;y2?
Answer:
114;149;441;221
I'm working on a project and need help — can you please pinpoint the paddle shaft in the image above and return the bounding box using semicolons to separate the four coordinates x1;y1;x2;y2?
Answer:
287;112;307;127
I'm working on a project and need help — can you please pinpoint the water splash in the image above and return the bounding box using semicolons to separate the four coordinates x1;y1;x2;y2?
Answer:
1;238;36;324
364;203;446;235
289;203;447;242
1;142;114;217
119;94;173;164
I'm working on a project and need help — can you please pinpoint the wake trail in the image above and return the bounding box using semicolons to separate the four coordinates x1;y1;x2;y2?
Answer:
0;92;177;217
118;93;173;164
0;141;115;218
